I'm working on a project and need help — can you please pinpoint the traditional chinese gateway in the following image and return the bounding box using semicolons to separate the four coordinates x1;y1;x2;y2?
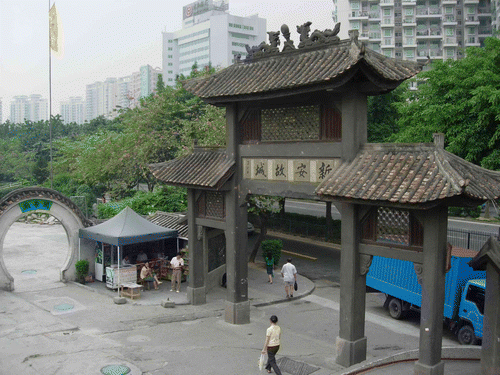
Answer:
150;21;500;375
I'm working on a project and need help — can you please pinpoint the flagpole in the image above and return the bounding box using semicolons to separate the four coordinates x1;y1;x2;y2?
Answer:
49;0;53;189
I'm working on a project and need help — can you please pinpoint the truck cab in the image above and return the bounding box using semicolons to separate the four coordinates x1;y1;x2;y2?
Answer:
456;279;485;345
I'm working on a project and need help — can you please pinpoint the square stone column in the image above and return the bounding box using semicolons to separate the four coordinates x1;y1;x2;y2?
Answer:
414;206;448;375
481;263;500;375
335;203;367;367
224;103;250;324
186;188;206;305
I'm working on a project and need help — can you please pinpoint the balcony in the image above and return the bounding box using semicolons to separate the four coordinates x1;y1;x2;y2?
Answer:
478;27;493;35
416;29;442;37
465;15;480;24
416;7;441;17
382;17;394;26
429;49;443;57
382;37;395;47
417;49;429;57
442;15;457;23
402;0;416;3
380;0;394;6
404;37;417;46
350;10;370;18
443;36;458;45
463;0;479;4
403;17;416;25
369;11;381;19
369;32;382;40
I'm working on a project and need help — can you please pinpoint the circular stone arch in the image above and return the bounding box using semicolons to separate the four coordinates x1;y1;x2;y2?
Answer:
0;187;92;291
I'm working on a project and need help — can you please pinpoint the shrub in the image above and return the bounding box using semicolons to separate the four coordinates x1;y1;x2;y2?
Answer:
261;239;283;266
75;259;89;283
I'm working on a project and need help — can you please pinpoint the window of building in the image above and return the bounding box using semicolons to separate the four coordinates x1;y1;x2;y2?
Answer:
446;48;454;57
467;6;475;14
168;39;173;43
168;63;173;66
168;70;173;74
405;28;413;36
351;21;360;29
384;29;392;37
468;27;475;34
168;47;173;51
446;28;454;36
384;49;392;57
405;8;414;16
168;55;173;58
230;32;254;40
445;6;453;14
352;2;360;9
384;8;391;16
405;50;414;58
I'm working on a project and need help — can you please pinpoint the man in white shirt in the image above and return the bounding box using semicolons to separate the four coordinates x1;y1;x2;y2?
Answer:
280;258;297;299
170;253;184;292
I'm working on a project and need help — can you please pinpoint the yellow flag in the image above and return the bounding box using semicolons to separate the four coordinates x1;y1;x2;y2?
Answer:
49;4;64;59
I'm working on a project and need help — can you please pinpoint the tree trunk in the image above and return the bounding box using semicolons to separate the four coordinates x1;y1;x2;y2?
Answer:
326;201;333;241
249;215;268;263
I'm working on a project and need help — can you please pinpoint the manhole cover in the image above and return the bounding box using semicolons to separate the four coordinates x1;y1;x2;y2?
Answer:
277;357;319;375
53;303;74;312
21;270;37;274
100;364;131;375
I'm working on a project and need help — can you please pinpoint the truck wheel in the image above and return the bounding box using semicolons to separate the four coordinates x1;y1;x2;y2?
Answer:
388;298;404;319
457;325;476;345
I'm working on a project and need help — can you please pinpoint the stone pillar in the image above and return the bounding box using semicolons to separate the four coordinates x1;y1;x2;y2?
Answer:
341;89;367;163
414;206;447;375
481;262;500;375
187;188;206;305
224;103;250;324
335;203;367;367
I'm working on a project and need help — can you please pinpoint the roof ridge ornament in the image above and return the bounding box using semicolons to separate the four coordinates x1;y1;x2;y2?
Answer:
244;21;341;62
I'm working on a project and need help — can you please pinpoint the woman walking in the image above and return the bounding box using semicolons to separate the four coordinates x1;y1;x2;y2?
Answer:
265;252;274;284
262;315;282;374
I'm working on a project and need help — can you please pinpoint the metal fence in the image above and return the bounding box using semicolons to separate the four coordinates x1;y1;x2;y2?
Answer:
269;217;499;251
447;227;499;251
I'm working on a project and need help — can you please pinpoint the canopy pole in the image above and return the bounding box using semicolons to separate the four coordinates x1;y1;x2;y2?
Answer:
117;245;121;297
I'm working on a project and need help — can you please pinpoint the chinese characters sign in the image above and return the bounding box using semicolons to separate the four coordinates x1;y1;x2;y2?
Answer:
243;159;339;183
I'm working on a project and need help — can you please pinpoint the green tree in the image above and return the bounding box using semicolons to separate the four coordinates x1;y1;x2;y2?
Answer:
367;84;407;142
156;74;166;94
391;37;500;169
247;195;283;263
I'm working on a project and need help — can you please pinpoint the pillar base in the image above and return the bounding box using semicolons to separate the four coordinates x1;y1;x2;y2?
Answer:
224;300;250;324
187;286;206;305
414;360;445;375
335;336;367;367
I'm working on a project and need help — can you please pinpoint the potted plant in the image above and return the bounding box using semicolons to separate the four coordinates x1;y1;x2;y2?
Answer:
75;259;89;284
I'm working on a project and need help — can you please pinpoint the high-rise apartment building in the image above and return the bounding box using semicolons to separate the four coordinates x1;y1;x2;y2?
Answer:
337;0;496;62
60;97;86;124
10;95;48;124
0;98;3;123
85;65;161;121
162;0;266;85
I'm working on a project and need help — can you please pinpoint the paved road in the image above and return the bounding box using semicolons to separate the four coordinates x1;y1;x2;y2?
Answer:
1;222;470;375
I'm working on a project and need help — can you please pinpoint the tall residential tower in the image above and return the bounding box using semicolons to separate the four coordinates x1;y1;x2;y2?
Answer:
337;0;496;62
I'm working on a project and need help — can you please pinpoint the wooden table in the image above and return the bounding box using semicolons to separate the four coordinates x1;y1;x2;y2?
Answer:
120;282;143;300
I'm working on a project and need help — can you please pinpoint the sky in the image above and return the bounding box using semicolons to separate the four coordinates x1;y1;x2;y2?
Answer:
0;0;340;120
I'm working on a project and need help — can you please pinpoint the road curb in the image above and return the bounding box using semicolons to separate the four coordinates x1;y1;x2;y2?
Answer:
336;346;481;375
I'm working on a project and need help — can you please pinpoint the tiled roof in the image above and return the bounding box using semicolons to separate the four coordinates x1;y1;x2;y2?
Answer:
149;150;235;190
316;143;500;206
148;212;188;239
183;37;423;103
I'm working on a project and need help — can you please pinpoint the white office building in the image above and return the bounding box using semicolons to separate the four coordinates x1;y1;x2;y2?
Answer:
85;65;162;121
10;95;48;124
336;0;496;62
162;0;266;85
60;97;86;124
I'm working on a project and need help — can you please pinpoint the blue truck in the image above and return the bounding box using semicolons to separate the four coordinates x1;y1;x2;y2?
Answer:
366;248;486;345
